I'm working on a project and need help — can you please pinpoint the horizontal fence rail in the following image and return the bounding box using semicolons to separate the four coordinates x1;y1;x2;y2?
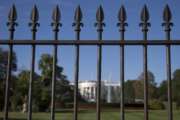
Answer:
0;3;176;120
1;40;180;45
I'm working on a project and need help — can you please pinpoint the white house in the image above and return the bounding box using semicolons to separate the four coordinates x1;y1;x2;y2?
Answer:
71;80;120;103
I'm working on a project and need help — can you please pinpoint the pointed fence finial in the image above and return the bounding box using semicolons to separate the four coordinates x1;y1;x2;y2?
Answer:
118;5;127;22
74;5;83;22
163;5;172;22
141;5;149;22
7;4;18;31
29;5;40;31
139;5;150;31
72;5;83;32
31;5;39;22
52;5;61;23
95;5;105;32
96;5;104;22
117;5;128;32
8;4;17;22
51;5;62;32
162;4;173;31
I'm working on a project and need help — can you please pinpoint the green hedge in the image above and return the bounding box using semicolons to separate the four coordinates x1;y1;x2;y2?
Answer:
149;99;165;110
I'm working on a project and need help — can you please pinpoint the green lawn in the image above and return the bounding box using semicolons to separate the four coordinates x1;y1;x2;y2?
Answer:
0;110;180;120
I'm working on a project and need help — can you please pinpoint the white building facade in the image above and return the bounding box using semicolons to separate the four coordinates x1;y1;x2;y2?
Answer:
77;80;120;103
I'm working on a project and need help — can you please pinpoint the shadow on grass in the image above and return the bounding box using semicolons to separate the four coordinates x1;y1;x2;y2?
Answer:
0;118;49;120
55;109;96;113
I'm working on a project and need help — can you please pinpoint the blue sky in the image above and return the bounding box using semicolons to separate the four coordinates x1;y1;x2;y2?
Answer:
0;0;180;85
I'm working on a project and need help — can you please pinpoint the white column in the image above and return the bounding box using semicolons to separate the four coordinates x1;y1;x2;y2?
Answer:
107;86;111;103
85;87;87;98
91;87;93;99
83;87;85;97
87;87;90;99
94;86;96;100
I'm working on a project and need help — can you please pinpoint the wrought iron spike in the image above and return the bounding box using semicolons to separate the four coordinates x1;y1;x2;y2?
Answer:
8;4;17;22
118;5;127;22
52;5;61;23
96;5;104;22
162;5;173;31
29;5;40;31
117;5;128;31
30;5;39;22
74;5;82;22
141;5;149;22
94;5;105;31
72;5;83;31
163;4;172;22
51;5;62;32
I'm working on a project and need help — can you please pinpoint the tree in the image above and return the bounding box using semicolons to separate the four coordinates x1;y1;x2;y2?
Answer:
157;69;180;108
172;69;180;107
134;71;158;100
38;54;74;108
38;54;67;86
11;70;41;111
133;79;144;100
157;80;167;101
137;71;156;86
0;48;17;79
0;48;17;111
124;80;135;103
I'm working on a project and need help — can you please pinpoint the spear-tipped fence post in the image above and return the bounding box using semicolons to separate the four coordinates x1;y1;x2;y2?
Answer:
28;5;39;120
117;5;128;120
162;4;173;120
72;5;83;120
51;5;62;120
95;5;105;120
4;4;18;120
139;5;150;120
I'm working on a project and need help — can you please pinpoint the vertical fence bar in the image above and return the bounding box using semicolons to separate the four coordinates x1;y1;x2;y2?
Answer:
117;5;127;120
28;5;39;120
95;6;105;120
4;5;17;120
72;5;83;120
139;5;150;120
51;5;61;120
162;5;173;120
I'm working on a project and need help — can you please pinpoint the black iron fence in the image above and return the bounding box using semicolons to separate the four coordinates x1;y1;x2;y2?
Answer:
0;4;178;120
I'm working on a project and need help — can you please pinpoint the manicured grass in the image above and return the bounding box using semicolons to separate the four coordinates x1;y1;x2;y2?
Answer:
0;110;180;120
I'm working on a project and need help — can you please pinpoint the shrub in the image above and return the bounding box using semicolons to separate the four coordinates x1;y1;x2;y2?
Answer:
32;104;39;112
149;99;165;110
176;100;180;109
